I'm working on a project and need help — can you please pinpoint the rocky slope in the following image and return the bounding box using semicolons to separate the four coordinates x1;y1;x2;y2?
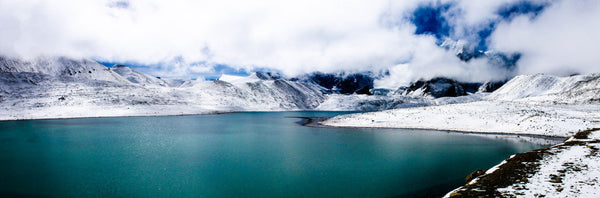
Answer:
445;129;600;198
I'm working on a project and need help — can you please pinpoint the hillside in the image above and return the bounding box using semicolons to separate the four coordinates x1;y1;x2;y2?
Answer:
0;56;130;83
323;73;600;137
3;55;496;119
322;73;600;197
488;73;600;104
0;56;329;120
109;64;170;87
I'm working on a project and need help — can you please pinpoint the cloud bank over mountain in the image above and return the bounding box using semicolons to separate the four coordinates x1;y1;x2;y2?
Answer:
490;0;600;76
0;0;598;85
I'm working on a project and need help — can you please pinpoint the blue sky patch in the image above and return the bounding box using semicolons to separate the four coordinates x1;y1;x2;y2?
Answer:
410;3;452;40
498;1;547;20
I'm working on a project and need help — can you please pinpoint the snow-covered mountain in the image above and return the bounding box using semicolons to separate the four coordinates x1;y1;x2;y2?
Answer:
109;64;170;87
7;55;600;120
0;56;334;119
315;94;431;111
441;39;520;73
400;77;503;98
323;73;600;137
0;55;496;119
0;56;130;83
184;73;326;110
402;77;478;98
292;72;376;94
487;73;600;104
441;39;485;62
0;57;182;120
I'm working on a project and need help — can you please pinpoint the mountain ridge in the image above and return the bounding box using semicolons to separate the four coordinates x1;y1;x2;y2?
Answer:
3;55;600;120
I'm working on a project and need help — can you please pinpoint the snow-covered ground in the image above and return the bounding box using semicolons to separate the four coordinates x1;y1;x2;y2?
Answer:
323;74;600;137
488;73;600;104
315;94;430;111
322;101;600;137
445;129;600;197
498;141;600;197
316;91;485;111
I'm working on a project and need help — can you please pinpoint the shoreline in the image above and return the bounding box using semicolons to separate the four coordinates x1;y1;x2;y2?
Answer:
0;109;360;122
3;110;568;142
321;101;600;138
444;128;600;197
1;110;594;196
295;116;567;140
299;115;600;197
0;108;360;122
288;116;332;128
0;109;302;122
0;111;224;122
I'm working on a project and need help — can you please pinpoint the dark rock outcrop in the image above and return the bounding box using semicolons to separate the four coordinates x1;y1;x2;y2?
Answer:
292;72;375;95
405;77;477;98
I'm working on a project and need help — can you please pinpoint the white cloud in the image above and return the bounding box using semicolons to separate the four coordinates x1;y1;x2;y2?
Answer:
1;0;599;86
0;0;421;75
375;35;511;88
0;0;416;72
448;0;525;26
490;0;600;75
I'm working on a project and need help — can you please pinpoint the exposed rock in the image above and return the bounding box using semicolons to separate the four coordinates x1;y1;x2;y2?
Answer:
404;77;480;98
465;169;487;183
478;81;506;92
292;72;376;95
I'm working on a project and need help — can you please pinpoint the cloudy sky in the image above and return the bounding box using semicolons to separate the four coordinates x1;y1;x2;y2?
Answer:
1;0;599;86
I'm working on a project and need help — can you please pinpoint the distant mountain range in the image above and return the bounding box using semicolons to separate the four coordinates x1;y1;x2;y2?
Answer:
2;55;597;120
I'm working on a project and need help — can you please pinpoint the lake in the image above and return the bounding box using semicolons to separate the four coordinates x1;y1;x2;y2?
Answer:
0;111;557;197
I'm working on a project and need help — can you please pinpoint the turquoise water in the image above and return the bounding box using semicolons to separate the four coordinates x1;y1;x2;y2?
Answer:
0;112;555;197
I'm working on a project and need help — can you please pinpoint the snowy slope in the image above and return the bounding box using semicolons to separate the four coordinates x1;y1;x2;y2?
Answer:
0;56;130;83
162;78;189;87
0;55;499;120
488;73;600;104
323;73;600;137
316;94;429;111
0;56;182;119
317;95;417;111
402;77;480;98
322;101;600;137
445;129;600;198
110;65;169;87
498;139;600;197
315;93;485;111
0;56;329;120
186;73;326;110
5;55;600;123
